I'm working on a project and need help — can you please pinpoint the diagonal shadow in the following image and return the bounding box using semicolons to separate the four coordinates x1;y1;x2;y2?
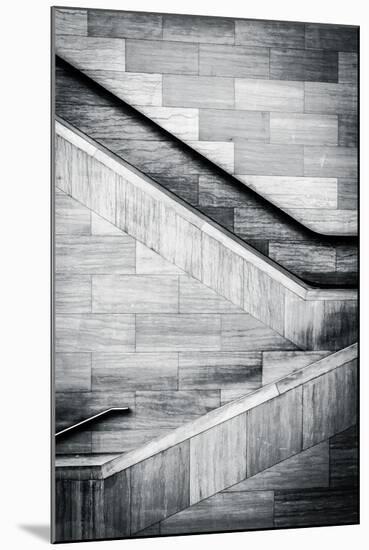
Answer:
18;524;50;543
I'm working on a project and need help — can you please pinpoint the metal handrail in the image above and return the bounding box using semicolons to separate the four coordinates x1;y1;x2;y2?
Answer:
55;407;130;437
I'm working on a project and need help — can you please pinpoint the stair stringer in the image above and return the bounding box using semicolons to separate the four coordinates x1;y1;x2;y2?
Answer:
54;343;358;541
55;118;357;351
54;45;357;237
157;426;358;535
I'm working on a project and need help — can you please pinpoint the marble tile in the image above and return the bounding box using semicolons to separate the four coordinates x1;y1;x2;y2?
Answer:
117;180;160;252
235;78;304;112
163;75;234;109
161;490;274;534
271;48;338;82
108;138;208;176
262;351;331;385
54;478;105;541
136;314;221;352
55;274;92;313
339;52;358;84
226;441;329;491
55;193;91;235
130;442;190;533
330;426;358;488
159;209;202;279
179;351;261;392
338;115;358;147
103;470;131;539
163;14;234;44
336;245;358;273
303;362;357;448
337;178;358;209
87;9;163;39
92;353;178;391
237;175;337;209
199;109;269;143
135;390;220;430
55;136;73;194
270;113;338;146
71;153;117;224
220;388;260;405
56;104;165;142
235;142;304;176
198;206;234;232
55;352;92;393
86;70;162;107
235;19;305;48
287;208;357;235
55;431;92;455
56;35;125;72
90;213;122;235
136;242;183;274
284;292;358;351
305;24;358;52
304;146;357;178
188;140;234;173
148;174;199;205
305;82;357;115
174;215;203;279
179;275;242;313
55;235;135;274
91;429;169;454
55;314;135;352
126;39;198;75
202;234;244;308
268;242;336;274
283;291;321;351
274;488;358;527
190;414;247;503
247;387;303;476
243;262;285;335
92;275;179;313
141;106;199;141
221;313;296;352
199;43;269;78
234;206;303;241
55;66;109;109
199;174;252;207
54;8;87;36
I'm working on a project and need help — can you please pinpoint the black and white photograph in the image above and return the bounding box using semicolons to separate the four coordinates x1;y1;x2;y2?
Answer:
51;6;359;543
2;1;367;548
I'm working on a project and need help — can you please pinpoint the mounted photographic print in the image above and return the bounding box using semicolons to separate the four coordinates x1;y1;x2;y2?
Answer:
51;6;359;543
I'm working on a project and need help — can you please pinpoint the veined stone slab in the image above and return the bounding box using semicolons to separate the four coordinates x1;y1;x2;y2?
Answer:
92;275;179;313
87;70;162;107
235;19;305;48
141;106;199;141
92;353;178;391
87;9;163;40
163;75;234;109
190;414;247;504
56;35;125;71
237;175;337;209
235;78;304;112
199;43;269;78
270;113;338;146
126;39;199;75
305;82;357;115
163;14;235;44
